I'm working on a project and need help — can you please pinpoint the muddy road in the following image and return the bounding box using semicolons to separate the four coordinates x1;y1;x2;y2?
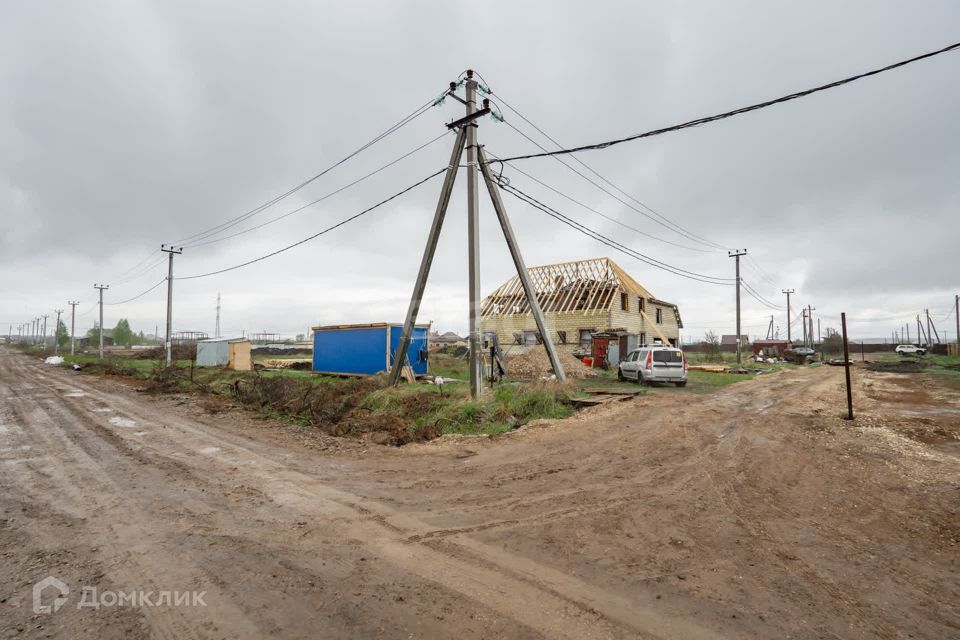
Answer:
1;348;958;639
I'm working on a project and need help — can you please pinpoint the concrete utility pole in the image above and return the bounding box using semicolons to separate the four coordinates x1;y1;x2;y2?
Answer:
215;292;221;339
161;245;183;366
53;309;63;354
955;294;959;355
68;301;79;355
464;76;483;400
806;305;814;348
728;249;747;366
94;285;109;359
390;70;565;395
781;289;794;342
41;315;48;348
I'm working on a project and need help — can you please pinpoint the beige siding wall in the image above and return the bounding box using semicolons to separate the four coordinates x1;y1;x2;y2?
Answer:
480;291;680;354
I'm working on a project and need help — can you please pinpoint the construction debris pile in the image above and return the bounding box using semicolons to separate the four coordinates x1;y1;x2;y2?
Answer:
506;345;596;379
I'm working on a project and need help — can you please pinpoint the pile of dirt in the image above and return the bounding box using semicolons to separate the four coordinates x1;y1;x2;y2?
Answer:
506;346;596;379
866;360;930;373
230;375;440;446
252;347;312;356
133;344;197;361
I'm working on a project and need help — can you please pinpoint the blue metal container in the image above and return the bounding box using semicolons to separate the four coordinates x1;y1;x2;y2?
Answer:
312;323;430;376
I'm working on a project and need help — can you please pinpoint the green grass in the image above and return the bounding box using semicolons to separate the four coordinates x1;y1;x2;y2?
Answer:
358;380;573;436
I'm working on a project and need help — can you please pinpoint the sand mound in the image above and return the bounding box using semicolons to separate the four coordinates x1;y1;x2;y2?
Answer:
506;346;596;379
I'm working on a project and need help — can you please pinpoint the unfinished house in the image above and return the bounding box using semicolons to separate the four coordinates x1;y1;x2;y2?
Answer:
480;257;683;356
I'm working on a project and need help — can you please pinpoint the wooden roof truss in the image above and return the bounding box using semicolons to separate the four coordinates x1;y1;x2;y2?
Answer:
481;258;636;317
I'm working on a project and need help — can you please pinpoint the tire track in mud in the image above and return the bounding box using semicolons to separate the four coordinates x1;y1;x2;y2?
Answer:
2;352;729;639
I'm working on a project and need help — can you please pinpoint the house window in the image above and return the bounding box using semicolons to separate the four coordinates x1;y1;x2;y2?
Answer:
639;332;646;346
523;331;538;346
620;292;628;311
638;297;645;312
579;329;593;348
655;308;663;324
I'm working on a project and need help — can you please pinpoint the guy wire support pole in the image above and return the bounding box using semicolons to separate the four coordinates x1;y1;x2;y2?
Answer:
68;301;79;355
478;145;565;381
161;244;183;366
782;289;794;342
388;126;468;386
94;285;109;359
54;309;63;355
729;249;747;367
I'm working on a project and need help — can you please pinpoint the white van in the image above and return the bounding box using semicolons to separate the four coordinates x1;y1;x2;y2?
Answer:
618;345;688;386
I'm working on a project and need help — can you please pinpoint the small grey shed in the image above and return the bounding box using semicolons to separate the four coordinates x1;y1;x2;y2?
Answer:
196;337;252;370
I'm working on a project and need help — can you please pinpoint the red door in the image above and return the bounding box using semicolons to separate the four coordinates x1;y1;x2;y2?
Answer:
592;338;610;368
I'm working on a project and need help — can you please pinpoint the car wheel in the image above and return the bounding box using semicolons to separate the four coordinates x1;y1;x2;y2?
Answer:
918;350;926;356
617;368;625;381
675;380;687;387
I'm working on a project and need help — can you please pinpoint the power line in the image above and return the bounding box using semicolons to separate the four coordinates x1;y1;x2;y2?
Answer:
497;41;960;163
184;131;452;249
176;168;448;281
740;279;785;310
486;150;712;253
489;92;729;251
500;180;735;285
105;279;166;305
486;148;714;253
172;94;442;246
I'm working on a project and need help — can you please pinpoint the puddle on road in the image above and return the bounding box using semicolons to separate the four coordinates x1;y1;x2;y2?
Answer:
92;407;112;413
132;431;149;436
198;447;221;456
108;416;137;428
64;390;86;398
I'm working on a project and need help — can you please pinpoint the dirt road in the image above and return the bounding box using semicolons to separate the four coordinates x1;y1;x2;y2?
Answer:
1;348;958;639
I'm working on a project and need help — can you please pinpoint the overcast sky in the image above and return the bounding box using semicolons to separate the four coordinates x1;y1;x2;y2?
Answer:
2;1;958;343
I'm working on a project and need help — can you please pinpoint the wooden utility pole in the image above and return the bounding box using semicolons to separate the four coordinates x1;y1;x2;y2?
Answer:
841;312;853;420
728;250;747;366
390;70;565;396
782;289;794;342
68;301;79;355
161;245;183;366
93;285;109;359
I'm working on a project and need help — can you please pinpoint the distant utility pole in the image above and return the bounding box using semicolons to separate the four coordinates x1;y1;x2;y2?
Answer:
728;249;747;366
161;244;183;366
956;294;959;355
817;318;821;344
94;285;109;359
53;309;63;355
389;70;565;396
806;305;815;348
68;301;79;355
801;308;808;346
41;315;48;348
781;289;794;342
215;292;221;338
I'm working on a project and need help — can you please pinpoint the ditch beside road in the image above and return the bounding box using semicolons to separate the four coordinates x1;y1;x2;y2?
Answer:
1;347;957;639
